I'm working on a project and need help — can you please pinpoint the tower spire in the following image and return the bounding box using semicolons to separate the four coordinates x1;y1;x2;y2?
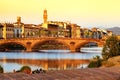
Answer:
42;9;48;29
43;9;48;23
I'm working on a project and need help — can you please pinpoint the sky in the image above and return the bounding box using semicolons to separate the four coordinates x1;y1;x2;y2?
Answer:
0;0;120;28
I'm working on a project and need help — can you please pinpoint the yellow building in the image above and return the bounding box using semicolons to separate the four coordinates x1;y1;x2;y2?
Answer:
118;36;120;40
0;23;14;39
0;17;41;39
24;24;40;38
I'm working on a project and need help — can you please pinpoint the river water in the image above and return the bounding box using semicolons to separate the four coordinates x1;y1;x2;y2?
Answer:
0;47;102;73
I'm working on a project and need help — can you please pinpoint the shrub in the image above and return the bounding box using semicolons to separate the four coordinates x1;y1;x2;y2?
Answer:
20;66;31;74
88;59;102;68
0;65;4;73
88;56;102;68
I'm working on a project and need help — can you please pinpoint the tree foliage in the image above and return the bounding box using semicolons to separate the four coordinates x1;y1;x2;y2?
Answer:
88;55;102;68
102;35;120;60
0;65;4;73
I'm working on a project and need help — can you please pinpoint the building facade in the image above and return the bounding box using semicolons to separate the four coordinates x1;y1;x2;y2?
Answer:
0;23;14;39
0;9;113;39
0;17;41;39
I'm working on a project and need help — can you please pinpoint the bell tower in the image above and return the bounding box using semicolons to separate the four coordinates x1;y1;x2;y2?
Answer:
43;9;48;23
17;16;21;23
42;9;48;29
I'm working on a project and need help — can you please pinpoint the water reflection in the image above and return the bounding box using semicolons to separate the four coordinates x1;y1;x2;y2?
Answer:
0;59;89;72
0;47;102;73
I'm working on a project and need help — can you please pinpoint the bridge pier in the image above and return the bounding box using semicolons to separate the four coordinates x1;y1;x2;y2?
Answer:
26;42;32;52
70;45;76;52
26;47;32;52
69;41;78;52
75;48;81;52
70;49;76;52
69;41;81;52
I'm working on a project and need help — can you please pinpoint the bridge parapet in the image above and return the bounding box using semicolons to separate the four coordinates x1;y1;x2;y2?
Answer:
0;37;104;41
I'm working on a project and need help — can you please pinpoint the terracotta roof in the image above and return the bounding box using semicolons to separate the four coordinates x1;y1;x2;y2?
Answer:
6;23;14;27
24;24;33;27
24;24;41;29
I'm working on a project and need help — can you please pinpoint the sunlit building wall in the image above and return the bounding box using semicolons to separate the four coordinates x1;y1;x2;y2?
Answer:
13;16;24;38
24;24;40;38
0;23;3;38
76;26;81;38
0;23;14;39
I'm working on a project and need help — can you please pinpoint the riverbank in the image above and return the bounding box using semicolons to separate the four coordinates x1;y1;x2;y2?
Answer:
101;56;120;67
0;67;120;80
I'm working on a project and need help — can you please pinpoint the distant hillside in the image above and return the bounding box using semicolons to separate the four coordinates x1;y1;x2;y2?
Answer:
106;27;120;35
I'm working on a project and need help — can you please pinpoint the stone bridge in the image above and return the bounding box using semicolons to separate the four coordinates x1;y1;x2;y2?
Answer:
0;37;105;52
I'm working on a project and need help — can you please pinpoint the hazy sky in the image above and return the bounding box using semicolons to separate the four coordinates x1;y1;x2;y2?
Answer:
0;0;120;28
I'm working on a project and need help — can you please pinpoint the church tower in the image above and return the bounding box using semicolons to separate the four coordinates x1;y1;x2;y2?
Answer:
17;16;21;23
43;9;48;23
42;9;48;29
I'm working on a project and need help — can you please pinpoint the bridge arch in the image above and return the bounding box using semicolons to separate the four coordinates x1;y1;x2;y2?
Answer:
75;40;103;52
31;39;70;51
0;42;26;51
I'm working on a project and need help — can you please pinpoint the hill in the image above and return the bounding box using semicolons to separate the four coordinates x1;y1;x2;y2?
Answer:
106;27;120;35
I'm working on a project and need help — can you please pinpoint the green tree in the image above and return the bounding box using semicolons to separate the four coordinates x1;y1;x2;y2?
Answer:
0;65;4;73
102;35;120;60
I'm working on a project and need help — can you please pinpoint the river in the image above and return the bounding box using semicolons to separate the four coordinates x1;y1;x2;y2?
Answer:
0;47;102;73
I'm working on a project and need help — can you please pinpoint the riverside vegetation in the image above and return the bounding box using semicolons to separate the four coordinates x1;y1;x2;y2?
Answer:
88;35;120;68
